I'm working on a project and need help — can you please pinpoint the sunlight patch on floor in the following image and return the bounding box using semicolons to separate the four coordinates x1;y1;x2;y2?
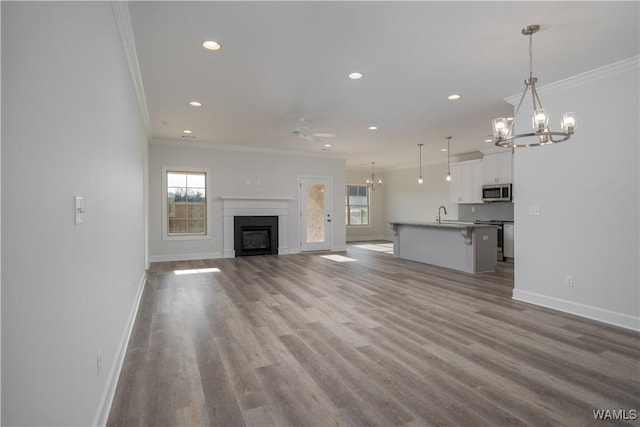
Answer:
353;242;394;254
319;254;358;263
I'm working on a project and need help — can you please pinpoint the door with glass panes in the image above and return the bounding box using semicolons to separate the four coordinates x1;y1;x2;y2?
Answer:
299;177;332;251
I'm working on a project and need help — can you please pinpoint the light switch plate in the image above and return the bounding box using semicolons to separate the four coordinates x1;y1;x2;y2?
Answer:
529;205;540;216
75;196;84;225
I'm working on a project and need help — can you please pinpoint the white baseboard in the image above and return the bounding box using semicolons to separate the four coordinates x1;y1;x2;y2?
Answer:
512;289;640;332
149;252;223;262
278;247;299;255
346;235;386;242
289;246;346;253
92;270;146;427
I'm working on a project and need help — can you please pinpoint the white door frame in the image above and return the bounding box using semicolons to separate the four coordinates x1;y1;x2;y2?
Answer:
298;175;333;252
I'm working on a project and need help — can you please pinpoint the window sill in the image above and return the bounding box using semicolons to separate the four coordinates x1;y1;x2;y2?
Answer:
163;234;211;242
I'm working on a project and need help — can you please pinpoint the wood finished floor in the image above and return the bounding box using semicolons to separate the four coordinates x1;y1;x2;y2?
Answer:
108;243;640;427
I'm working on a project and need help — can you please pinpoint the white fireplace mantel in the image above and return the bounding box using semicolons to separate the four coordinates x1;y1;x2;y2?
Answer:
220;197;293;258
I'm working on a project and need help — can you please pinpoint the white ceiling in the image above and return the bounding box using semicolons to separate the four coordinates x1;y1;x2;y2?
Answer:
129;1;639;170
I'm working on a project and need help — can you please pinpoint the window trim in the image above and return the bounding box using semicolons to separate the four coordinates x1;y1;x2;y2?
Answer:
162;166;212;241
345;183;371;228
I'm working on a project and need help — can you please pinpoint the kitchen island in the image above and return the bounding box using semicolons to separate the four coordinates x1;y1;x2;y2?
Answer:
389;221;497;273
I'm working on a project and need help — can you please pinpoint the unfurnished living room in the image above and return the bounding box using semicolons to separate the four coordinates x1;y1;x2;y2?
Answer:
2;2;639;426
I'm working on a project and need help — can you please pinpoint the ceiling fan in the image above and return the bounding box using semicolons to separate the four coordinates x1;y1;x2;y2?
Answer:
292;118;335;142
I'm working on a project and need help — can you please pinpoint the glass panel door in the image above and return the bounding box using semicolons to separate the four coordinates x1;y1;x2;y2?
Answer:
300;177;332;251
306;183;325;243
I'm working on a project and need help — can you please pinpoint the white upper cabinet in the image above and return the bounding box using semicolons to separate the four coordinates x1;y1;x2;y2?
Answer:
450;159;483;204
469;161;484;203
483;151;513;184
450;163;465;204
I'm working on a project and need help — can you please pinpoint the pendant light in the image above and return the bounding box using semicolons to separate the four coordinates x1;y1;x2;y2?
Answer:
365;162;382;190
445;137;452;181
491;25;576;147
417;143;424;184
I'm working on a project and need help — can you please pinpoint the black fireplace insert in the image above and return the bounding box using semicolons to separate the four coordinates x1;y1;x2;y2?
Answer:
234;216;278;256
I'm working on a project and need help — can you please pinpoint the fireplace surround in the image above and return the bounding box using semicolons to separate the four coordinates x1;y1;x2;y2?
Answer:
221;197;291;258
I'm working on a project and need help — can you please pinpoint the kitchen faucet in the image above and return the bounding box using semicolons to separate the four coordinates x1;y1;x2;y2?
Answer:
437;205;447;224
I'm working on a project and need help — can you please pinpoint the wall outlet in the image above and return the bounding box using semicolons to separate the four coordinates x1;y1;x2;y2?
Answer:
565;275;574;287
97;350;102;376
529;205;540;216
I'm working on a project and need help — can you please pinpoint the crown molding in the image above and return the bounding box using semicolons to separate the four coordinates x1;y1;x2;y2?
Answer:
362;151;483;173
150;138;347;160
505;55;639;105
350;158;443;173
111;1;151;138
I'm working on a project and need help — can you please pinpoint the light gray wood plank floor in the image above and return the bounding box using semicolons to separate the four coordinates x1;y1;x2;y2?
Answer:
107;243;639;426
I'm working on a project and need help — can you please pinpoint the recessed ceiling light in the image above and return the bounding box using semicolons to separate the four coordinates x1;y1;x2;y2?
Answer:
183;130;192;134
484;138;493;143
368;126;378;130
189;101;202;107
447;94;461;100
324;144;332;147
441;148;448;152
202;40;221;51
348;72;363;80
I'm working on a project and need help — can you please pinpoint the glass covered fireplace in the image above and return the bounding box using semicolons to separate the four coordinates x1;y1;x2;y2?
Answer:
234;216;279;256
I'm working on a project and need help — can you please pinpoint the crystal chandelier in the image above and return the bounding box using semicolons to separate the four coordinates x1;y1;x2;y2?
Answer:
365;161;382;190
492;25;576;148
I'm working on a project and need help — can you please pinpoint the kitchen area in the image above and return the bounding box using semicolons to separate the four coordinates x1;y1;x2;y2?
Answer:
388;149;515;272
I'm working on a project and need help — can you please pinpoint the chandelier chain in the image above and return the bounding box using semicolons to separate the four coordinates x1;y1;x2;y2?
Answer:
529;31;534;79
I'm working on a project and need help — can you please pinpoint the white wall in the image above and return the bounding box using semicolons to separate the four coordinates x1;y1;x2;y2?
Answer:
148;140;346;260
346;169;386;241
1;3;3;422
2;3;147;425
512;57;639;330
382;162;459;240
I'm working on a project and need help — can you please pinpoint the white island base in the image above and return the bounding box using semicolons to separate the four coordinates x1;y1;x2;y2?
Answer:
390;222;497;274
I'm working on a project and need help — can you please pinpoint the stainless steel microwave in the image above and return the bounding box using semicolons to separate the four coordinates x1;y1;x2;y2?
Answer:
482;184;511;202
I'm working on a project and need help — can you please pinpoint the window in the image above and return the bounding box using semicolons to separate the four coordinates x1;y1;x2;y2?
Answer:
166;170;207;236
346;185;369;226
